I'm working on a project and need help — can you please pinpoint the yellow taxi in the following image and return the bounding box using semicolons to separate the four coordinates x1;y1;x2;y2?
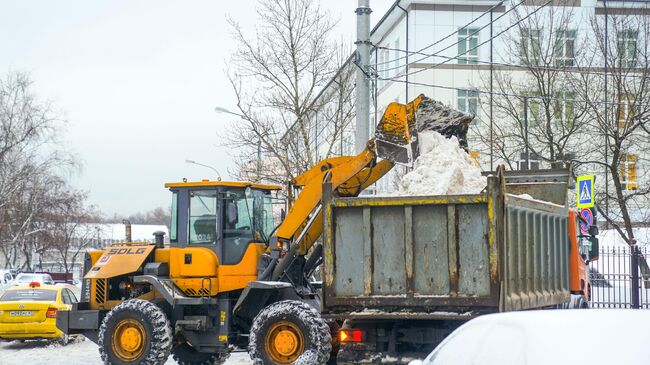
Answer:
0;282;77;343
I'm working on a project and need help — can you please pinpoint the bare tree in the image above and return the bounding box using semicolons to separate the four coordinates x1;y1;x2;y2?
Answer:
476;4;590;168
576;12;650;258
225;0;353;185
41;190;98;274
0;72;79;270
104;207;171;229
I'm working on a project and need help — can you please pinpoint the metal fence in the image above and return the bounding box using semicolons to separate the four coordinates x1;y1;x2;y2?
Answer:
589;245;650;308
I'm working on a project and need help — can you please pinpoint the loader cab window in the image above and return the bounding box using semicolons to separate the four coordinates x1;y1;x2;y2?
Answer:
221;189;254;264
189;190;218;245
252;189;275;240
170;191;178;242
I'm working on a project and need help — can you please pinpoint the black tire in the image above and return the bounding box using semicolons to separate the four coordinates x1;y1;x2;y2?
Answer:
326;321;341;365
98;299;172;365
248;300;332;365
172;342;229;365
57;333;69;346
576;295;590;309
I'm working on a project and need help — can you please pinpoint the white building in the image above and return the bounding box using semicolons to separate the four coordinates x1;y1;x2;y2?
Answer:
291;0;650;222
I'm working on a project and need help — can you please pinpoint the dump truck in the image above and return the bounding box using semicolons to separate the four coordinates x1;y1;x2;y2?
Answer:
321;167;599;364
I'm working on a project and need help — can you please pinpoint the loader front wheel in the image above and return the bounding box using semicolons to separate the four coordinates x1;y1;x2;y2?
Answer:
98;299;172;365
249;300;331;365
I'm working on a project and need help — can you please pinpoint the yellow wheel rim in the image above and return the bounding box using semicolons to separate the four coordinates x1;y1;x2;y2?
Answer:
112;318;147;361
265;321;304;364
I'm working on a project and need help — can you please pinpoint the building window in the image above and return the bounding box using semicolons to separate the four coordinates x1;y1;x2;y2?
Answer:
518;153;540;170
520;28;541;65
617;30;638;68
619;154;638;191
555;29;576;67
554;91;575;127
457;89;479;124
618;93;634;130
458;28;479;64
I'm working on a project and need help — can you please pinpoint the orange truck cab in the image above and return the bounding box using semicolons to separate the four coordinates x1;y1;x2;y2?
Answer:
567;207;599;308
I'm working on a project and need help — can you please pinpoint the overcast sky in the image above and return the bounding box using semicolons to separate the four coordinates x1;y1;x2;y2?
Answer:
0;0;395;216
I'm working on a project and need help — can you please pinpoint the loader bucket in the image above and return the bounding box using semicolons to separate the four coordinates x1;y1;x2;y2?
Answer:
375;94;474;166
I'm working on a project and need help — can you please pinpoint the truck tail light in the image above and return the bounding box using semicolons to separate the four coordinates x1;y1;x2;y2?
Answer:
339;329;364;343
46;307;58;318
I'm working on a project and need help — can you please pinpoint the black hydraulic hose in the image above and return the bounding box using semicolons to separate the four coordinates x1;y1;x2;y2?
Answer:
271;241;301;281
303;243;323;277
259;257;278;281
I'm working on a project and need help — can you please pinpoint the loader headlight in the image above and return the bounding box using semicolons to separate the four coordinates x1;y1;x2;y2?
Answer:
276;240;289;252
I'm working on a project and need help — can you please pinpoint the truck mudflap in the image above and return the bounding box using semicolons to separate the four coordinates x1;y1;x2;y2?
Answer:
56;305;103;344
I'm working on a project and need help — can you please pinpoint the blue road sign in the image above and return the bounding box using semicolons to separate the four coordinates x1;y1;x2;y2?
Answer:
576;175;595;209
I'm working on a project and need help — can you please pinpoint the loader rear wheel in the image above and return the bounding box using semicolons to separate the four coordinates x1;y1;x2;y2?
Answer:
171;343;229;365
98;299;172;365
248;300;331;365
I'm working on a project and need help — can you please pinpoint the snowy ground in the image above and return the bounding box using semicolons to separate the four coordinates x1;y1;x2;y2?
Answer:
0;338;253;365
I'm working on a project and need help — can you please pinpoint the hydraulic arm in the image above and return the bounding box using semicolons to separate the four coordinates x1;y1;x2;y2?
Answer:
269;94;473;281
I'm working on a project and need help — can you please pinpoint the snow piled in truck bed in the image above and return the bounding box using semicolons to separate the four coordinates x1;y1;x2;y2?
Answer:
396;131;486;196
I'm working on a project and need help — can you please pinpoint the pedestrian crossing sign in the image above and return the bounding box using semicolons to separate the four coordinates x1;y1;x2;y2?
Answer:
576;175;595;209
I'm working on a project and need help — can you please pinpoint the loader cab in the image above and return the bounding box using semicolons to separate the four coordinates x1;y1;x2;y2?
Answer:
165;180;281;265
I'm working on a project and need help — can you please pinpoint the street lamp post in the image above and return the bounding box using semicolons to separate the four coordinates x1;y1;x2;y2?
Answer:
185;159;222;180
214;106;244;118
215;106;262;182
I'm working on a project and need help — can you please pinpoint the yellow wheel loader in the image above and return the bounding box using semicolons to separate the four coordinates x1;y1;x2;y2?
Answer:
56;95;472;365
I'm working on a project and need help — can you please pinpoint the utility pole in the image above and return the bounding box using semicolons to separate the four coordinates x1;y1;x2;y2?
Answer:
257;139;262;182
604;0;610;228
355;0;372;154
524;96;530;170
489;8;494;171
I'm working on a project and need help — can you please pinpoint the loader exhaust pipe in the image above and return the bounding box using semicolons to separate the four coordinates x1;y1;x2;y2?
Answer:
153;231;166;248
122;219;132;242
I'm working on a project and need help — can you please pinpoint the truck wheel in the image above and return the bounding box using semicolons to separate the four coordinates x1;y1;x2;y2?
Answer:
98;299;172;365
57;334;70;346
249;300;332;365
172;342;229;365
575;295;590;309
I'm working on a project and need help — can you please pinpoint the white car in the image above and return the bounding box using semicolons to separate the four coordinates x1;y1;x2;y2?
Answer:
0;270;13;295
0;270;12;286
10;273;55;286
410;310;650;365
55;282;81;300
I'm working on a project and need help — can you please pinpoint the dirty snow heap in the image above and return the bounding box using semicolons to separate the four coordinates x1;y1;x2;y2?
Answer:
397;131;486;196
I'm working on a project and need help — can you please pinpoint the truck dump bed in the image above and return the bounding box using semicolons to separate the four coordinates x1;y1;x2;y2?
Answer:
321;168;571;317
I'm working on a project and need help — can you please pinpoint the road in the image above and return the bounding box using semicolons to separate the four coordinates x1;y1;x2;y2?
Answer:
0;338;253;365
